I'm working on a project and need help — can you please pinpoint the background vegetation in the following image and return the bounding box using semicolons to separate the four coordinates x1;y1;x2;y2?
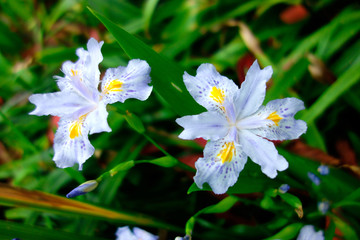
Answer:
0;0;360;239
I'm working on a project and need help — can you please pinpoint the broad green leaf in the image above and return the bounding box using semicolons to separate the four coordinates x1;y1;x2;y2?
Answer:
0;183;180;231
89;8;204;116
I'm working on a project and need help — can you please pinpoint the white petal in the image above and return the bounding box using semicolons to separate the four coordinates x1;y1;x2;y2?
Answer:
57;38;103;91
297;225;324;240
239;130;288;178
86;102;111;135
133;227;158;240
29;91;95;119
101;59;152;104
249;98;307;140
53;118;94;170
194;138;247;194
183;63;238;114
83;38;104;89
234;60;273;119
115;227;138;240
176;111;229;140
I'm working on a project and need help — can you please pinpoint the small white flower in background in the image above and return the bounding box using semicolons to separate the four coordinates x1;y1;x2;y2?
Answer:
115;226;158;240
176;60;307;194
318;200;330;214
29;38;152;170
297;225;324;240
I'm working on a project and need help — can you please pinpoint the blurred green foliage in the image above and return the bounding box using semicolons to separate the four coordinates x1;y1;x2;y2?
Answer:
0;0;360;239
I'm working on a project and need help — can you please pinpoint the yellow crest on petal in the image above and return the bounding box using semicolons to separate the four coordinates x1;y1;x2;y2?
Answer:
209;86;225;104
103;79;123;95
217;141;236;164
267;111;283;126
69;114;87;139
71;69;78;76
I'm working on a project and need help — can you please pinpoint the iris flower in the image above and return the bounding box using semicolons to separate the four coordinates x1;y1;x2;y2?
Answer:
115;226;158;240
176;60;307;194
29;38;152;170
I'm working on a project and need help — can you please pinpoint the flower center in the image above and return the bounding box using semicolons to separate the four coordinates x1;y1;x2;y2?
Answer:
69;114;87;139
209;86;225;104
217;141;236;164
266;111;283;126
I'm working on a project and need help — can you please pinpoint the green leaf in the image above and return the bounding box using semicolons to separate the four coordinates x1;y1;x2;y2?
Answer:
185;196;238;235
123;111;145;134
143;0;159;33
144;156;178;168
279;193;303;218
0;220;110;240
264;223;303;240
302;58;360;123
89;7;204;116
0;183;180;231
333;216;359;240
200;196;239;214
109;160;135;177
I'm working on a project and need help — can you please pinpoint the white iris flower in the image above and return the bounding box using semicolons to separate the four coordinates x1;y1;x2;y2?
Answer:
176;60;307;194
29;38;152;170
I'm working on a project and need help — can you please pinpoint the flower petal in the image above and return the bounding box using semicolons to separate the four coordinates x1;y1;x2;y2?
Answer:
57;38;103;91
133;227;158;240
101;59;152;104
248;98;307;140
53;118;94;170
176;111;229;140
183;63;238;113
29;91;95;119
297;225;324;240
234;60;273;119
116;226;139;240
86;102;111;135
239;130;288;178
194;138;247;194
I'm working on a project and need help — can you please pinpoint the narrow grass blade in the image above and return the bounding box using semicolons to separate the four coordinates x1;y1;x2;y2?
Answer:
302;58;360;123
0;184;181;231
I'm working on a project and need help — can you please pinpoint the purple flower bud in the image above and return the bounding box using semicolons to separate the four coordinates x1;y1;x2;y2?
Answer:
66;180;98;198
279;184;290;193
